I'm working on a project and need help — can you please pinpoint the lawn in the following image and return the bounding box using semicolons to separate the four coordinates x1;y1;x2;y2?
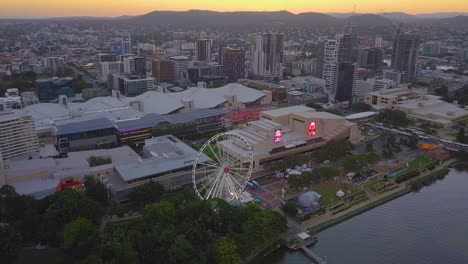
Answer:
312;181;359;206
203;143;220;162
363;177;380;189
406;156;434;170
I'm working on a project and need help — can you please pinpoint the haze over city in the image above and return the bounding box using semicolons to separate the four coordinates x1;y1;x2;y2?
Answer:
2;0;468;17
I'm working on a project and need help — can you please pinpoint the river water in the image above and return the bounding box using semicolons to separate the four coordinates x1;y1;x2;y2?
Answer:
264;168;468;264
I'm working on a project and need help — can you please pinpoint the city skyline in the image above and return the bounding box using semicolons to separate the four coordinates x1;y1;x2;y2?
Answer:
2;0;468;18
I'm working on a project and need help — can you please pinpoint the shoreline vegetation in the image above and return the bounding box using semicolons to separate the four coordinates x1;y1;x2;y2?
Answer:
310;166;451;233
252;162;455;263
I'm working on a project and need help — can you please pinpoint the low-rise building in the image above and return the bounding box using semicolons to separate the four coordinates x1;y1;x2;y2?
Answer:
219;106;361;172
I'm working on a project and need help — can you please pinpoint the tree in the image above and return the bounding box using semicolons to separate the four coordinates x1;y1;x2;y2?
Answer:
409;133;419;149
306;102;323;111
63;218;98;258
377;109;409;127
168;235;196;264
244;210;287;247
366;142;374;152
45;189;103;242
216;236;241;264
281;202;298;217
351;102;371;113
84;176;107;205
0;224;22;262
457;127;467;144
129;181;165;207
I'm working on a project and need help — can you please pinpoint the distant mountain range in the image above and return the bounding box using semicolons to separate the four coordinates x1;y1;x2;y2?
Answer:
2;10;468;29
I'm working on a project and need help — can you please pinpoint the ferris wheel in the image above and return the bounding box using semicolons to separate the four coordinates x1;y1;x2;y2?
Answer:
192;132;253;201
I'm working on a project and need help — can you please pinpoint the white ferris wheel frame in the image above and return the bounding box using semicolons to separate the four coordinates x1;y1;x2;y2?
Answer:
192;132;253;201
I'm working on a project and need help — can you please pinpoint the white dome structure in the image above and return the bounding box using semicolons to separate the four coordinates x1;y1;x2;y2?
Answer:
298;191;322;210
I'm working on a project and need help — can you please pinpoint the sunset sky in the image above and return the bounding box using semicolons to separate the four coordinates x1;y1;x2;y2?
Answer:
2;0;468;18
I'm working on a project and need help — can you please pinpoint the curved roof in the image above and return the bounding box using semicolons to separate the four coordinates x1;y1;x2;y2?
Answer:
18;103;71;130
211;83;265;103
171;87;227;109
128;91;184;115
345;111;377;120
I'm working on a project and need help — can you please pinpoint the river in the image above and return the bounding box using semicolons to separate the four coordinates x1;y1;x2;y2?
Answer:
264;167;468;264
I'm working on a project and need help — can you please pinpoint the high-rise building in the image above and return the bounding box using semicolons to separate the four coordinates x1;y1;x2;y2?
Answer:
195;39;212;62
171;56;190;80
42;57;65;72
35;77;74;102
110;39;132;56
0;113;39;160
251;33;284;80
221;47;246;82
99;54;119;63
314;40;326;78
323;31;356;101
152;60;176;83
336;33;353;64
323;39;339;93
334;62;357;102
109;74;154;97
97;61;122;81
358;48;383;68
375;36;383;48
383;69;405;84
391;29;420;83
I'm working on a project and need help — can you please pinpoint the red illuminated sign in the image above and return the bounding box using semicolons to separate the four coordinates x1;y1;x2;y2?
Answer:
308;122;316;136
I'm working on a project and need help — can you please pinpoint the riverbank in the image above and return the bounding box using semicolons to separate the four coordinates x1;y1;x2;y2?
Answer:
304;164;452;233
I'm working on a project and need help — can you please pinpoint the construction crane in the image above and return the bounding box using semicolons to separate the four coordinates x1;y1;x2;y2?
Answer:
380;9;403;33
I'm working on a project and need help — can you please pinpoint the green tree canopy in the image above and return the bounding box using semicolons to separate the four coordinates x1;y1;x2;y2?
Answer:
351;102;371;113
216;236;241;264
0;224;22;262
63;217;99;258
129;181;165;208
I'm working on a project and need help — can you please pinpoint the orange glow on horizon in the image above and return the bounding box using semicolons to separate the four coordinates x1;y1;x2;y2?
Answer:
2;0;468;18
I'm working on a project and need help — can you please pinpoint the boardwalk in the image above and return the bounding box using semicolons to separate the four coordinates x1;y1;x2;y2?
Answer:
300;245;327;264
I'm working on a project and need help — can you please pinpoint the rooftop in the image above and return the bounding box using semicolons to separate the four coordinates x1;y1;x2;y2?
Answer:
115;135;211;182
55;117;115;135
262;105;315;118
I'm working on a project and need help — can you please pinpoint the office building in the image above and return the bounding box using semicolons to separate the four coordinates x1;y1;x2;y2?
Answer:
375;36;383;48
358;48;383;68
391;30;420;83
221;47;246;82
56;117;118;154
314;40;326;78
0;113;39;160
171;56;190;80
35;77;74;102
251;33;284;80
336;33;353;64
99;54;119;63
382;69;405;84
152;60;176;83
110;39;132;56
334;62;357;102
372;79;397;91
97;61;122;81
109;74;154;97
123;56;146;75
42;57;65;72
195;39;211;62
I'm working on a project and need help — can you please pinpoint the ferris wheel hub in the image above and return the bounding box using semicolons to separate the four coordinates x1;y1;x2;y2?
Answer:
224;167;230;173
